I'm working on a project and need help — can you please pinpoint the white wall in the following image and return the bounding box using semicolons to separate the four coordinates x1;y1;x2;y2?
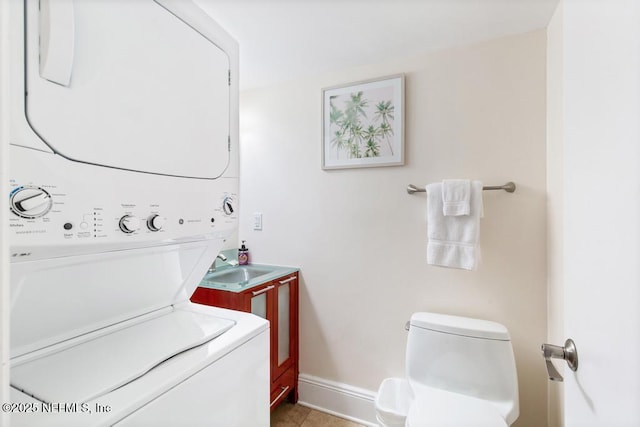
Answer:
240;31;548;426
0;0;10;424
547;0;640;425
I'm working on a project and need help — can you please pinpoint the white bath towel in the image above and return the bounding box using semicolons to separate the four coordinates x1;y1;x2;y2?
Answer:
426;180;483;270
442;179;471;216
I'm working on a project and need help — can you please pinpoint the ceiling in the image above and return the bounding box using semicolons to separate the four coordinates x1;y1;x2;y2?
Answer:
195;0;559;90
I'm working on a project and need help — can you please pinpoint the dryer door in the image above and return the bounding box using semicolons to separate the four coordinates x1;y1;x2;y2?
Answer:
24;0;231;178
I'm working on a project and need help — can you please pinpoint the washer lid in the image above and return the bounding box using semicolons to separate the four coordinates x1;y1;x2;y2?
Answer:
407;390;507;427
410;312;510;341
11;310;234;404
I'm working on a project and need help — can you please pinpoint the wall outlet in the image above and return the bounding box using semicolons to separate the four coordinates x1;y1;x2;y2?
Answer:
253;212;263;231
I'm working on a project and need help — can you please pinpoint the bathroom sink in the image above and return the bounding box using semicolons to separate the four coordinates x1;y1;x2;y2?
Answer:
208;266;274;284
199;263;297;292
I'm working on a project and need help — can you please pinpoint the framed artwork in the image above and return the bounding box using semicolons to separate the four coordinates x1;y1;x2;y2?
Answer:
322;74;404;170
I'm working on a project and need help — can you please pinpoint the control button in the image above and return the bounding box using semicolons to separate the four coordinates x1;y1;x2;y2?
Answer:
63;222;73;230
119;215;140;234
147;214;166;232
222;196;234;215
10;186;53;218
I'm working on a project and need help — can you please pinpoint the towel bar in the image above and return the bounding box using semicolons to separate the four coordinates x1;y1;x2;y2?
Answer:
406;182;516;194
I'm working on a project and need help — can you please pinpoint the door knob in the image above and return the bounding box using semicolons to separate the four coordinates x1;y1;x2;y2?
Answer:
541;338;578;382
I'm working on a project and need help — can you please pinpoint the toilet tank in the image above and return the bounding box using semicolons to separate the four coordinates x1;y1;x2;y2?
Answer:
406;312;519;423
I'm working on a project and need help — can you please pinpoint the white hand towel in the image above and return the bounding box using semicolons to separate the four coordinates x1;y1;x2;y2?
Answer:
442;179;471;216
426;180;483;270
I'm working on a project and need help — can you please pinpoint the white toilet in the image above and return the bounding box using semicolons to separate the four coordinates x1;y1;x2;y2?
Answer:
375;312;519;426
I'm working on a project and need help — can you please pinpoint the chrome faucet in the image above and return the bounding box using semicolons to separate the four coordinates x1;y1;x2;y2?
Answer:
208;253;228;273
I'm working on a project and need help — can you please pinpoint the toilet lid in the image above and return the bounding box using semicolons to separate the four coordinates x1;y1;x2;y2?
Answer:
406;390;507;427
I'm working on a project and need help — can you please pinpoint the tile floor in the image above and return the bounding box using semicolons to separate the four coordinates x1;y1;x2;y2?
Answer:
270;402;365;427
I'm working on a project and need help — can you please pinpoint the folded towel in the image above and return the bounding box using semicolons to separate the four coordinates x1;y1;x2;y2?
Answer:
442;179;471;216
426;180;483;270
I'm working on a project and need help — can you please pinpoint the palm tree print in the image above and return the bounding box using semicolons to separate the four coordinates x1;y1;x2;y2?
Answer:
374;101;395;156
329;90;394;159
363;125;380;157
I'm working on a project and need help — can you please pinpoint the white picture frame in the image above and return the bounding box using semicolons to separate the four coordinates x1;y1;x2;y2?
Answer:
322;74;404;170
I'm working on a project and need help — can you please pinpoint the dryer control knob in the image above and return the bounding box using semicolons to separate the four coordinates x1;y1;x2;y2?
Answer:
222;196;234;216
147;214;165;232
10;186;52;218
119;215;140;233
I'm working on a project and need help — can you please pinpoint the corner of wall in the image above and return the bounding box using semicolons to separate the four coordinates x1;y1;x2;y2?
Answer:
545;1;565;426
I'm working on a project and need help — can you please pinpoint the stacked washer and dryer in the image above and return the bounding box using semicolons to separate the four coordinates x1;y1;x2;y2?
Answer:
7;1;269;426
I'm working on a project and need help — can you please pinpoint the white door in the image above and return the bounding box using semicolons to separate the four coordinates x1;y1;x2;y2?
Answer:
558;0;640;425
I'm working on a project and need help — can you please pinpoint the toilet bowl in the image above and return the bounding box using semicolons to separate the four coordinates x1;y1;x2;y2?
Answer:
375;312;519;427
405;386;507;427
375;377;413;427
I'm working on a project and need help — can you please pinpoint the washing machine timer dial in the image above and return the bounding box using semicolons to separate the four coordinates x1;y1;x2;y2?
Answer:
10;186;53;219
119;215;140;233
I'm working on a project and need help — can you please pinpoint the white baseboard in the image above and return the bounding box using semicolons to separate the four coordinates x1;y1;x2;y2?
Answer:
297;373;378;426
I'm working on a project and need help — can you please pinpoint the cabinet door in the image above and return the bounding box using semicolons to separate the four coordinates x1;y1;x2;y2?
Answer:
273;275;298;380
249;283;275;320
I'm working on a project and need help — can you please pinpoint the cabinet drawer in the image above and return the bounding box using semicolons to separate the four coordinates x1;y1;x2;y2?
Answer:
270;367;295;410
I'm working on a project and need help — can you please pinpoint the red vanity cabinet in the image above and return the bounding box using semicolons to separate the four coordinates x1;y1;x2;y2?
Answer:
191;271;299;411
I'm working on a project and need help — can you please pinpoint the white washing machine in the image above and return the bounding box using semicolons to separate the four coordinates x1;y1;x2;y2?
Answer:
7;1;269;426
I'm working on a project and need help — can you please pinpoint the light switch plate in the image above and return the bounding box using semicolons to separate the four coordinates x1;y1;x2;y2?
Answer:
253;212;263;231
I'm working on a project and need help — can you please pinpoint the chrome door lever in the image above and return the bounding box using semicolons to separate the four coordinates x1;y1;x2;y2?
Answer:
541;338;578;382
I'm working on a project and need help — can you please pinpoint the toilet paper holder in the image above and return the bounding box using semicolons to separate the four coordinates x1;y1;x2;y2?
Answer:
541;338;578;382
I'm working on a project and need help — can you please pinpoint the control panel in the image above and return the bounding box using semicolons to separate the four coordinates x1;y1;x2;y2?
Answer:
8;147;239;261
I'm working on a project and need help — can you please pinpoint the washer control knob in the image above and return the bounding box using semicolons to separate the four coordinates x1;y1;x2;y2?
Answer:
222;197;234;216
10;186;53;218
147;214;165;232
119;215;140;233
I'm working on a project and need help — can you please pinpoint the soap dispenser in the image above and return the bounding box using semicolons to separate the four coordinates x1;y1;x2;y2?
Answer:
238;241;249;265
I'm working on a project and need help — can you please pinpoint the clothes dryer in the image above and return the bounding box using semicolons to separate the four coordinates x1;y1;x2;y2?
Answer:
7;1;268;426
